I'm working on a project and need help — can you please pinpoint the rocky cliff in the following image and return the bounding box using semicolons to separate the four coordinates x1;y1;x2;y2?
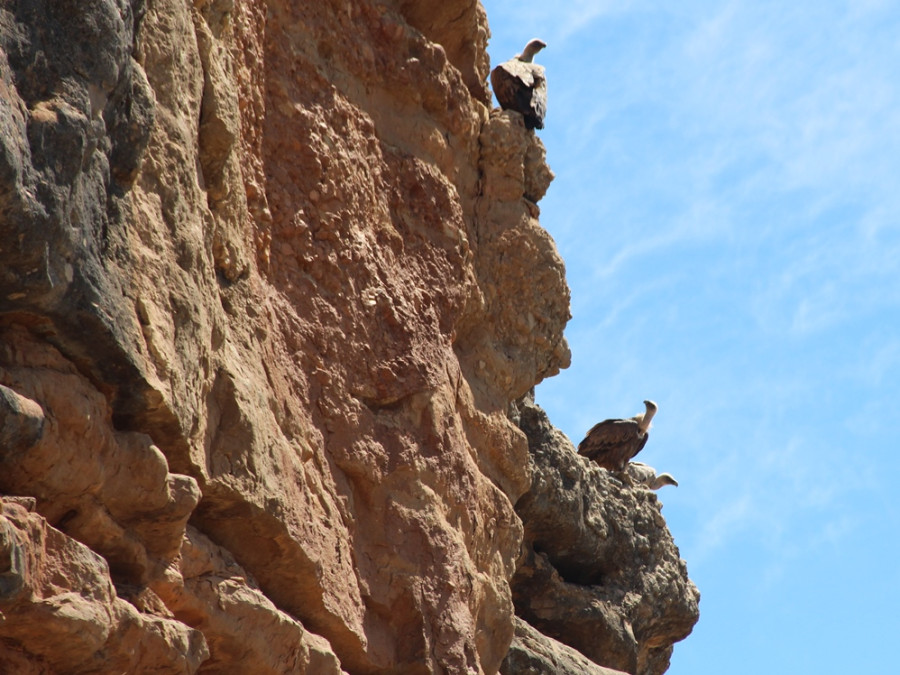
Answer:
0;1;697;673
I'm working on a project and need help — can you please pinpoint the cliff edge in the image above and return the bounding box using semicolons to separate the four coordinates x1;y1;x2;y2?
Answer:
0;1;697;672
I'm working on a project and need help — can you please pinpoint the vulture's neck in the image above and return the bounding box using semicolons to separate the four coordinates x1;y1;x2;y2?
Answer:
638;408;656;434
517;45;541;63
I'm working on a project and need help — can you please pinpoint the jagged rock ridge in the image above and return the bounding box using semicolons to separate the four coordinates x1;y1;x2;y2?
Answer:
508;394;699;674
0;0;696;672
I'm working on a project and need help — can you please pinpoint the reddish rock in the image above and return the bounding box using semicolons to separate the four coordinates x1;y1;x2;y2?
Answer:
0;498;208;673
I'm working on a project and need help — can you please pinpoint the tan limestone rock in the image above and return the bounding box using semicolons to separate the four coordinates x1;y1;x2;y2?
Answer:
501;617;631;675
0;498;208;673
154;525;344;674
0;325;200;585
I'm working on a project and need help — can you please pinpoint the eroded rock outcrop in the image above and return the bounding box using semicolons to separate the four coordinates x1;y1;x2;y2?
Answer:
508;394;700;675
0;497;208;674
0;325;200;585
0;0;693;672
501;617;629;675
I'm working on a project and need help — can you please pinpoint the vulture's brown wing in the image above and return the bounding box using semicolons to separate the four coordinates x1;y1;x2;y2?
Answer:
529;72;547;130
627;430;650;464
490;63;521;111
498;59;540;88
490;61;546;130
577;419;643;470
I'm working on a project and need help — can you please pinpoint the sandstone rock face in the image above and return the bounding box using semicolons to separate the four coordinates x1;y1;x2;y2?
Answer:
0;0;693;672
0;497;208;674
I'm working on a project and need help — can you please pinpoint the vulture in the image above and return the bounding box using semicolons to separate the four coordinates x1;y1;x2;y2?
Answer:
627;462;678;490
577;400;658;473
490;38;547;130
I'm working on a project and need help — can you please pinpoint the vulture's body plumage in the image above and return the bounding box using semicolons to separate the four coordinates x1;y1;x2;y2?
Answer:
490;39;547;130
578;400;658;472
627;462;678;490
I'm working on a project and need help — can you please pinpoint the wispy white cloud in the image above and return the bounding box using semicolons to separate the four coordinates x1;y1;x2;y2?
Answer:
483;0;635;44
844;336;900;388
677;431;865;575
689;492;753;563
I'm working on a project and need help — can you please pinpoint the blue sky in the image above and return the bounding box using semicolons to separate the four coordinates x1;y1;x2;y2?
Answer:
481;1;900;672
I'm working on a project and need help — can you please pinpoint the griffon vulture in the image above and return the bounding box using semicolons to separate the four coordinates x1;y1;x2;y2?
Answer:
490;38;547;130
577;400;658;472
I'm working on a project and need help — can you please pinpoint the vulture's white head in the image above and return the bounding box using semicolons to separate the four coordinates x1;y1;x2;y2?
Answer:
517;39;547;63
651;473;679;489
